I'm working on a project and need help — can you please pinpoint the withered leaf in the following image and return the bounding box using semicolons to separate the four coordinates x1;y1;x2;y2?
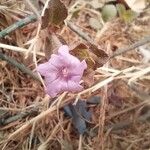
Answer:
63;96;101;134
87;96;101;105
71;43;109;69
83;69;95;87
44;33;66;58
124;0;147;12
108;88;123;108
39;30;67;59
88;43;109;67
63;100;92;134
41;0;68;29
71;43;96;69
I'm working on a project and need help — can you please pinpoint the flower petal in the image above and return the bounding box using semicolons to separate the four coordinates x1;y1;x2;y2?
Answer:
69;60;87;76
49;54;65;68
58;45;69;54
45;78;68;97
38;45;87;97
45;78;62;97
67;80;83;92
44;74;59;85
37;62;57;77
70;75;81;82
58;45;80;65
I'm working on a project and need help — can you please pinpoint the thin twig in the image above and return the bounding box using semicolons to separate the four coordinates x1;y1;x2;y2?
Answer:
0;52;40;82
0;14;37;38
78;135;83;150
106;80;150;132
0;12;150;83
0;108;38;126
38;123;60;150
1;94;66;150
0;13;40;82
25;0;40;18
107;101;147;120
107;110;150;132
0;43;44;56
66;21;94;44
110;36;150;58
66;21;150;59
0;13;150;59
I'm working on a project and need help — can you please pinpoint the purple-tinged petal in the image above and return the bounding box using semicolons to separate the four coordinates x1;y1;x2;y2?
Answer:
49;54;65;68
38;45;87;97
80;60;87;70
44;74;59;85
37;62;58;77
70;75;81;82
45;78;62;97
67;80;83;92
58;45;69;54
58;45;80;65
69;60;87;76
45;78;69;97
58;79;68;91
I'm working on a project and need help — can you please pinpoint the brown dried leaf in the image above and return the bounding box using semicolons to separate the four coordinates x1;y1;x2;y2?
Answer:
70;43;108;87
108;86;123;108
70;43;96;69
39;30;67;59
88;43;109;67
44;33;67;59
71;43;109;69
83;69;95;87
41;0;68;29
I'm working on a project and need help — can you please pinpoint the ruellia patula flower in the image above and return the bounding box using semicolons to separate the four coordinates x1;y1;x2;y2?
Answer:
37;45;87;97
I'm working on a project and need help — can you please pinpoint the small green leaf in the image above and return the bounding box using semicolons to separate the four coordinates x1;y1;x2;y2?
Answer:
116;4;126;17
116;4;138;23
102;4;117;22
123;10;138;23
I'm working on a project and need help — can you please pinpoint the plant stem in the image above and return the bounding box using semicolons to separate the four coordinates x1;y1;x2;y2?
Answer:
110;35;150;58
0;52;40;82
0;14;36;38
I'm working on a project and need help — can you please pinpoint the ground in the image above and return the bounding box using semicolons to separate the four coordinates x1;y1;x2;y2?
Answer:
0;0;150;150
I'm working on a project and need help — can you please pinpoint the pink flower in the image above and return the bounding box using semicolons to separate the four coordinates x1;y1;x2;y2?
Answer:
37;45;87;97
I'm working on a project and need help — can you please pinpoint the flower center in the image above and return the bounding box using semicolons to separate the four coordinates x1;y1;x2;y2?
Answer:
62;68;68;78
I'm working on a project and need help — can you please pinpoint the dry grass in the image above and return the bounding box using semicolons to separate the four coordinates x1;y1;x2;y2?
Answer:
0;0;150;150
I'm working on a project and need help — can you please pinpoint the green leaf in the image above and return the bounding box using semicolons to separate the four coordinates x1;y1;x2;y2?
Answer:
123;10;138;23
116;4;126;17
116;4;138;23
102;4;117;22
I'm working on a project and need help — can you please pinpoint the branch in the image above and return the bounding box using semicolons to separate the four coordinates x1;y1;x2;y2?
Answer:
0;14;41;81
0;14;36;38
0;13;150;81
0;108;39;126
1;13;150;58
66;21;94;44
106;110;150;132
0;52;40;82
110;35;150;58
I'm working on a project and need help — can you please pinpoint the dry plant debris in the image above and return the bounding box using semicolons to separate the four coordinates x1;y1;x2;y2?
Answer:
0;0;150;150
